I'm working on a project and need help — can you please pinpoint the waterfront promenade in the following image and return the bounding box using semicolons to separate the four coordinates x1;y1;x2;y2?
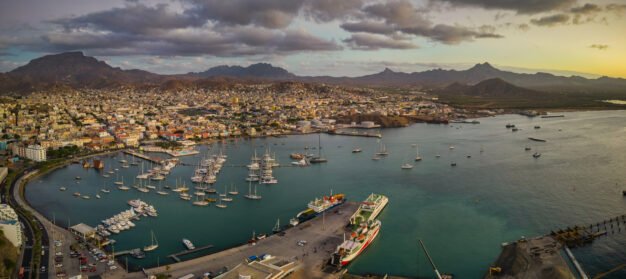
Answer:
120;201;360;279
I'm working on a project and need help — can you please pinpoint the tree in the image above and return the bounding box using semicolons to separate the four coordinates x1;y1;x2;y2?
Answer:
165;265;171;276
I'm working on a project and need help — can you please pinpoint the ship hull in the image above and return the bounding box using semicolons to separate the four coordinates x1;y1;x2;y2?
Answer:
340;225;380;266
297;199;345;222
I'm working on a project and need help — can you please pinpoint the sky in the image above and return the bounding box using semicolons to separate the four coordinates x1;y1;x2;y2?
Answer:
1;0;625;78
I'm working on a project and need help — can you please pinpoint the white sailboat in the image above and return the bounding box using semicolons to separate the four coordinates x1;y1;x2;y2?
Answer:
415;144;422;161
101;182;110;193
156;181;168;195
216;193;227;208
114;174;123;185
244;181;261;200
143;230;158;252
228;183;238;195
376;141;389;156
222;185;233;202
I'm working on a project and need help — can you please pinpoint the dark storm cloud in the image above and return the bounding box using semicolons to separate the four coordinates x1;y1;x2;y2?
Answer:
433;0;576;14
340;21;396;35
589;44;608;50
530;14;571;26
50;3;204;35
343;33;418;50
346;0;503;45
570;3;602;14
184;0;306;29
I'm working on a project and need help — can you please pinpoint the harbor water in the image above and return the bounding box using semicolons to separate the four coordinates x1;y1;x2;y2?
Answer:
25;110;626;278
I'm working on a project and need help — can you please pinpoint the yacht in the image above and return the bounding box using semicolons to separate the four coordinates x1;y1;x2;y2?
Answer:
435;154;441;158
352;148;362;153
95;194;101;199
310;134;327;163
182;238;195;250
118;185;130;191
244;182;262;200
375;142;389;156
59;187;67;191
401;163;413;169
449;145;455;150
415;144;422;161
144;230;159;252
180;192;191;200
228;184;238;195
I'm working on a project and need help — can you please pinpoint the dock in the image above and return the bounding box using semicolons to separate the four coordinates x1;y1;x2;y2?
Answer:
112;250;134;257
123;150;164;164
167;245;214;262
137;201;360;279
328;130;382;138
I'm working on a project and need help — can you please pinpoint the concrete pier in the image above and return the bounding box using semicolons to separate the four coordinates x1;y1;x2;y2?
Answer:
122;201;360;279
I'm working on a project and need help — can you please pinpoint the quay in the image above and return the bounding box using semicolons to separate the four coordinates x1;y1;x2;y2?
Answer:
123;150;165;164
129;201;360;279
328;130;382;138
167;245;214;262
140;146;200;157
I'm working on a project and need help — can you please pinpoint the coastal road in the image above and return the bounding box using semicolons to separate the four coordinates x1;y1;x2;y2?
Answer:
121;201;360;279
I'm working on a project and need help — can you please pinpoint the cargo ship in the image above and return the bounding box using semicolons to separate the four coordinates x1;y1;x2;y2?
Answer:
296;192;345;222
330;219;381;267
349;193;388;225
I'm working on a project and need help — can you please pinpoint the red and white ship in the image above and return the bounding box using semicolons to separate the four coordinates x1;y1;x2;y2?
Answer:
330;219;381;266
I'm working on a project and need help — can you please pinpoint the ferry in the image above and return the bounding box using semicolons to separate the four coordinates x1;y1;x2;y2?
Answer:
296;192;345;222
349;193;388;225
330;219;381;267
183;238;195;250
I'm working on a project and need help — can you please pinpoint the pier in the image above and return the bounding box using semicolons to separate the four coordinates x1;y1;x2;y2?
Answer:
136;201;360;279
123;150;164;164
167;245;214;262
328;130;382;138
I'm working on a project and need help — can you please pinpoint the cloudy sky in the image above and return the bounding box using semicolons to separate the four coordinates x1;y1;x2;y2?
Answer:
1;0;625;77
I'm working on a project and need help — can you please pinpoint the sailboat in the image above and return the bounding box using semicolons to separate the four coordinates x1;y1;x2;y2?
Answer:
309;134;327;163
415;144;422;161
228;183;238;195
114;174;123;185
118;176;130;190
96;194;101;199
137;179;150;193
216;193;227;208
131;156;139;166
156;181;168;195
101;182;110;193
244;181;261;200
192;193;208;206
401;157;413;169
221;185;233;202
376;141;389;156
272;219;282;233
143;230;158;252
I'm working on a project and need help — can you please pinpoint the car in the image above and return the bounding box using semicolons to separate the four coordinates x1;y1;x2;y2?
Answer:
109;265;117;270
56;271;66;277
55;251;62;256
88;263;96;267
107;260;115;266
54;263;63;268
40;266;46;272
55;241;62;247
80;266;88;272
89;267;96;272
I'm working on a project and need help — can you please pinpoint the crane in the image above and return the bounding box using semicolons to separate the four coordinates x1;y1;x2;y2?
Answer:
417;238;442;279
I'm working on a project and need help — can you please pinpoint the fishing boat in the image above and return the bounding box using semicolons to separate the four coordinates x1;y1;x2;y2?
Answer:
144;230;158;252
228;183;238;195
352;148;362;153
534;126;541;129
182;238;195;250
310;134;327;163
466;154;471;158
506;124;515;128
59;187;67;191
244;182;262;200
415;144;422;161
512;127;519;132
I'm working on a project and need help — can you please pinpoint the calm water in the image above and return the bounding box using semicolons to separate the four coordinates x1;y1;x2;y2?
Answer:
26;111;626;278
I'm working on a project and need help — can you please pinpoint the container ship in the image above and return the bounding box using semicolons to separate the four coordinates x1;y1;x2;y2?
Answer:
296;192;345;222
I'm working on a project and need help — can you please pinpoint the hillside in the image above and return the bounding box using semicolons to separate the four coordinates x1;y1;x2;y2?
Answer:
192;63;295;79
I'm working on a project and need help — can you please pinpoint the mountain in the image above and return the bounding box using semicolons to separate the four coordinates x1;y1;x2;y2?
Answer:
436;78;544;98
192;63;295;79
5;52;163;91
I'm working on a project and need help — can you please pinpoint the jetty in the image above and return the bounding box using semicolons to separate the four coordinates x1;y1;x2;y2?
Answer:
167;245;214;262
123;150;165;164
136;201;360;279
328;130;382;138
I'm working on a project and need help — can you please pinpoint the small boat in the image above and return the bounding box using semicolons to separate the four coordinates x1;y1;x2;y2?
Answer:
466;154;471;158
415;144;422;161
121;164;130;168
183;239;195;250
156;181;168;195
244;182;262;200
96;194;101;199
533;152;541;158
289;218;299;227
82;195;90;199
216;195;227;208
107;171;115;174
525;146;531;151
376;142;389;156
534;126;541;129
59;187;67;191
310;134;327;163
102;174;110;178
146;185;156;190
435;154;440;158
164;185;171;189
118;185;130;191
137;187;150;193
256;233;267;240
75;176;81;180
352;148;362;153
228;183;238;195
372;156;380;161
449;146;455;150
273;218;282;233
401;163;413;169
144;230;159;252
114;175;124;185
512;127;519;132
180;193;191;200
451;162;457;166
73;192;80;196
506;124;515;128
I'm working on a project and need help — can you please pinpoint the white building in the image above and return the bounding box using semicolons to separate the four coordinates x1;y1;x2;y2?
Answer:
0;204;18;221
26;144;46;162
0;220;23;247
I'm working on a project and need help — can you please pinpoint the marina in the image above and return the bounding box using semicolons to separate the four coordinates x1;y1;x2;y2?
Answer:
22;111;626;278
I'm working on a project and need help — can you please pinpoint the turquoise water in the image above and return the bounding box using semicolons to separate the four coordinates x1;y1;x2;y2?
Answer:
25;111;626;278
